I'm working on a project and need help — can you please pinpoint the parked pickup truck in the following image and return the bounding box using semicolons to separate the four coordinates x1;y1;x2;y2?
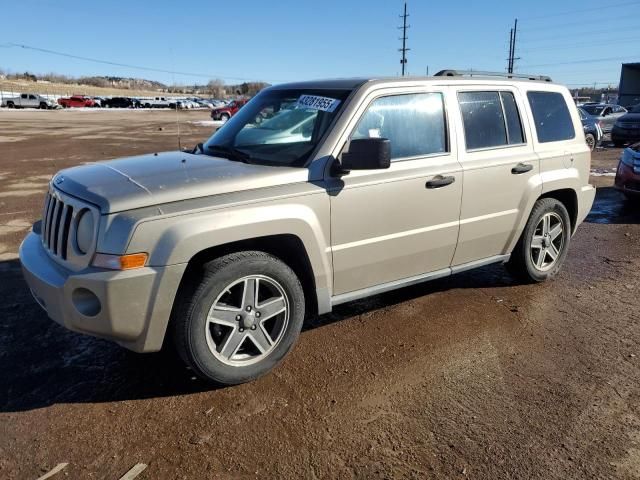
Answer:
141;97;172;108
58;95;97;108
1;93;57;109
20;71;596;386
210;98;248;122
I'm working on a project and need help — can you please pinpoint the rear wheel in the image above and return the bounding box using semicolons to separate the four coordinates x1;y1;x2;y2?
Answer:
6;101;14;108
585;133;596;151
507;198;571;283
172;251;305;385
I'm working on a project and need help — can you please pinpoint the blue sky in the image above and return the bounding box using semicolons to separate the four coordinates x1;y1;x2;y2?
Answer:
0;0;638;88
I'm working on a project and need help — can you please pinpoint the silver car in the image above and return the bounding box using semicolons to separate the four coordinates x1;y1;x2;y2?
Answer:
580;103;628;134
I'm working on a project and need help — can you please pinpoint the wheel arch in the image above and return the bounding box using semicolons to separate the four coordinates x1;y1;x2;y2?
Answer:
539;188;578;233
179;234;319;319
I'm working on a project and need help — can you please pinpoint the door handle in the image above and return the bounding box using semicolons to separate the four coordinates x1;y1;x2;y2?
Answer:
426;175;455;189
511;163;533;174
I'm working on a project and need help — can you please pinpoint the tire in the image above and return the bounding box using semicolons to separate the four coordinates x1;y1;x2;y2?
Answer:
506;198;571;283
6;102;14;108
613;140;625;148
172;251;305;385
624;192;640;203
585;133;596;151
39;102;47;110
220;113;230;123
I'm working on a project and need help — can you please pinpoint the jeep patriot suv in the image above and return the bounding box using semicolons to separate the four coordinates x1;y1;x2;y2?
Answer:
20;71;596;385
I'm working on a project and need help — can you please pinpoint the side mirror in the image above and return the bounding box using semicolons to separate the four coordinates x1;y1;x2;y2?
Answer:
340;138;391;172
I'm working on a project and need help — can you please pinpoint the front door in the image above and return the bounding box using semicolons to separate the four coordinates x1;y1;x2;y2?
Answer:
330;89;463;296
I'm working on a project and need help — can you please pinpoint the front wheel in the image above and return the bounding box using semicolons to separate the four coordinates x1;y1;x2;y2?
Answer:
172;251;305;385
507;198;571;283
220;113;230;123
585;133;596;151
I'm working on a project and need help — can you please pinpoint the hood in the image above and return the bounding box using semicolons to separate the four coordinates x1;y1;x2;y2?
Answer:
53;151;307;214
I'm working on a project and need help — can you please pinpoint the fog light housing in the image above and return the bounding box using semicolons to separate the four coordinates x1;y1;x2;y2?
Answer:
72;288;101;317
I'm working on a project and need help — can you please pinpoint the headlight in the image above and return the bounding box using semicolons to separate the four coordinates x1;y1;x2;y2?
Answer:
75;209;95;254
621;149;634;167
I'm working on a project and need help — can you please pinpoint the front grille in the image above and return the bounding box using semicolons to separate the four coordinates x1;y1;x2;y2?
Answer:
42;191;74;260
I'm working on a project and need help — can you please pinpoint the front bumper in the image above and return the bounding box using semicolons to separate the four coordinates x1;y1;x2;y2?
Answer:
615;161;640;196
612;126;640;143
19;231;186;352
577;184;597;227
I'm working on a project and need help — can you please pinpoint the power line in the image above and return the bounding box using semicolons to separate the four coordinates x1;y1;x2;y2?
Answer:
517;37;640;53
520;0;640;21
519;16;638;32
4;43;276;82
518;29;639;44
519;55;638;69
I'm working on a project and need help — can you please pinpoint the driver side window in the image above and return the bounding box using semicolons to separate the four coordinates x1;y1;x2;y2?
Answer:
351;92;447;161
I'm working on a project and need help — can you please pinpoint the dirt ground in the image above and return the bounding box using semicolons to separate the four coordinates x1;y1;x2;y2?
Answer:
1;109;639;479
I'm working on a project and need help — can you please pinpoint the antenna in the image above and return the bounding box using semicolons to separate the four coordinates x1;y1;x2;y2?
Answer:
398;2;410;76
170;48;182;151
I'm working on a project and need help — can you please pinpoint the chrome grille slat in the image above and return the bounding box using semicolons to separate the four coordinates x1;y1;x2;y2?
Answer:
45;198;56;249
42;193;52;242
49;199;61;252
59;205;73;260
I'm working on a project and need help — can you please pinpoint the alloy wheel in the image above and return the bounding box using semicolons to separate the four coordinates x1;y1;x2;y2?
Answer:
205;275;289;366
530;212;565;271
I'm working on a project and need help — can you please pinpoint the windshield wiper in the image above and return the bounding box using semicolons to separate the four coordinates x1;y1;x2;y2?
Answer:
206;144;253;164
192;142;204;154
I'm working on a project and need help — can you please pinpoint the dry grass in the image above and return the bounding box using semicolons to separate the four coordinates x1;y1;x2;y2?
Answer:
0;78;173;97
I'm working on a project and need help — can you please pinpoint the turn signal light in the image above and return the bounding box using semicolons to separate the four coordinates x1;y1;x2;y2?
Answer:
93;253;148;270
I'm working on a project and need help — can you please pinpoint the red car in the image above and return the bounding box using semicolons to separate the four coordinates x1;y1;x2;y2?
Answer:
58;95;97;108
614;142;640;200
210;98;248;122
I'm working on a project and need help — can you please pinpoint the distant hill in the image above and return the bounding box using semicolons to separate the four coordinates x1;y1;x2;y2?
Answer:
0;69;270;97
77;76;168;90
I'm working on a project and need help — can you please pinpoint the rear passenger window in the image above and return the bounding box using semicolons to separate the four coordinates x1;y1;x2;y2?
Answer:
352;93;447;160
501;92;525;144
458;91;525;150
458;92;524;150
527;91;575;143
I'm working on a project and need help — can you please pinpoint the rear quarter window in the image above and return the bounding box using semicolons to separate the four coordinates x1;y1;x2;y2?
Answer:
527;91;575;143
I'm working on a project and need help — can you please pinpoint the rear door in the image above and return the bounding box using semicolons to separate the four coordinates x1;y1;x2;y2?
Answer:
330;87;463;295
451;87;541;266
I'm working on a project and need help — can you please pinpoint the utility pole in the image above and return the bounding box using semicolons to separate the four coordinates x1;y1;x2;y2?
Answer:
398;2;410;76
508;18;519;74
507;28;514;73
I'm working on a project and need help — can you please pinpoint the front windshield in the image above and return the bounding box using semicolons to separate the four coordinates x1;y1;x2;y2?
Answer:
582;105;605;116
203;88;351;167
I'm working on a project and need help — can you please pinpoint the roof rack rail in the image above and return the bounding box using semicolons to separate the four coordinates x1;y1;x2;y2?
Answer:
434;69;553;82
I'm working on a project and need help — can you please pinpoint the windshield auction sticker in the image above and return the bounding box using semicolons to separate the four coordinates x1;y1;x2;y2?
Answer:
296;95;341;112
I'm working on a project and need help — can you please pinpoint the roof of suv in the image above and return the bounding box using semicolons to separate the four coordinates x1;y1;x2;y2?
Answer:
271;75;558;91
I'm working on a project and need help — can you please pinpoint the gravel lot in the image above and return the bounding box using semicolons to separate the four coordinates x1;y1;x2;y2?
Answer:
0;109;639;479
